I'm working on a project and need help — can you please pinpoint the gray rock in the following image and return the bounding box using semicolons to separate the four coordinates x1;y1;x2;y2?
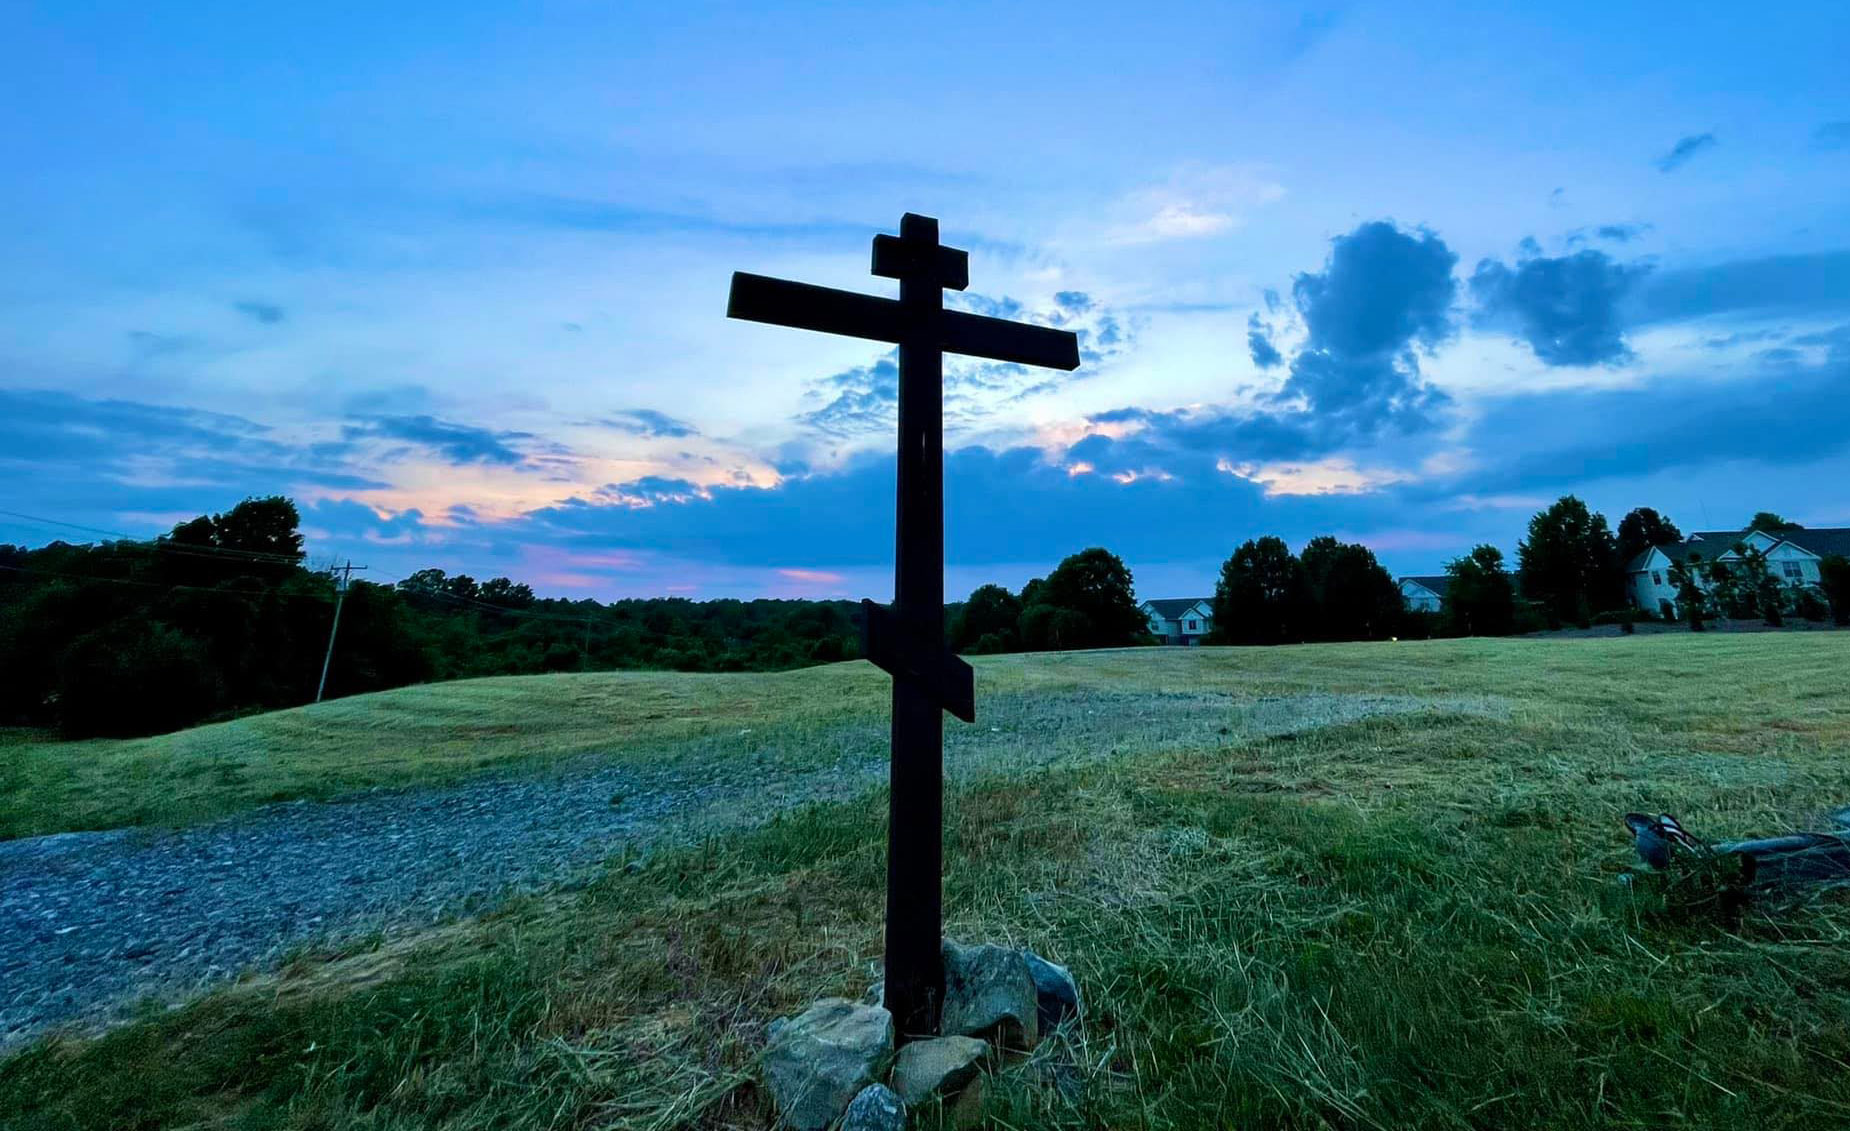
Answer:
890;1034;989;1105
760;998;894;1130
864;978;883;1007
841;1083;907;1131
940;940;1039;1049
1023;951;1081;1031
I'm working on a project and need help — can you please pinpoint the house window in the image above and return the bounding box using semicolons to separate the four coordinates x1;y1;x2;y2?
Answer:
1651;571;1662;586
1186;619;1198;631
1783;562;1803;580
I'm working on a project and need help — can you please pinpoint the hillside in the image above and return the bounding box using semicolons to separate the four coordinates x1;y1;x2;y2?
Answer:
5;634;1850;1127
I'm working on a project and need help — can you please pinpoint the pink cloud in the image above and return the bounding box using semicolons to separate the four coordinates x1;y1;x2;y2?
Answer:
777;568;846;584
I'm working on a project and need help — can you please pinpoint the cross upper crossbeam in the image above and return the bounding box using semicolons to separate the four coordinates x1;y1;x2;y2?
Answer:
728;274;1081;370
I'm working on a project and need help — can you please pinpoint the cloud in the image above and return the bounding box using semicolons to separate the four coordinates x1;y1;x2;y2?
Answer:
1656;132;1717;172
602;409;698;438
1109;165;1286;244
591;476;707;507
1815;121;1850;151
1595;223;1649;243
1247;314;1283;369
1470;248;1648;366
796;354;899;437
1277;220;1457;430
0;389;389;524
480;197;872;243
342;414;539;466
233;300;286;324
126;330;194;358
1460;348;1850;493
1627;250;1850;325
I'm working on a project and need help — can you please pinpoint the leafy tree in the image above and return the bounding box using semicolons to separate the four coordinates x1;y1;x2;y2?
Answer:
205;496;306;561
1729;546;1787;626
952;584;1021;653
1023;548;1146;649
1518;495;1622;625
478;577;536;608
1820;555;1850;625
1213;536;1312;644
1445;545;1515;636
1616;507;1683;569
1750;511;1802;532
1299;535;1402;641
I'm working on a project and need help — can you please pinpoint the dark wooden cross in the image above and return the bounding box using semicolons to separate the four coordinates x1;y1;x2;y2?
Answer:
727;213;1080;1037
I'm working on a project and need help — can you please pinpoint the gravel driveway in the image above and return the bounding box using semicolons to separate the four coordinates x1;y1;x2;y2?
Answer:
0;689;1502;1049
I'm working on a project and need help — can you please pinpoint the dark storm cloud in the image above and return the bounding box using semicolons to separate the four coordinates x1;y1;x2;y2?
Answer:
1656;132;1717;172
342;414;538;466
1470;248;1648;366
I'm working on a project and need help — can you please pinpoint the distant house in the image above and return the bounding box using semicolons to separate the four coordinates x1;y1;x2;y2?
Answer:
1142;598;1214;645
1398;575;1451;613
1627;526;1850;617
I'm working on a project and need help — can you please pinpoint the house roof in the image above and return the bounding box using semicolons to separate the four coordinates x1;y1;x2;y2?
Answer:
1142;597;1212;620
1627;527;1850;572
1399;575;1451;597
1783;528;1850;559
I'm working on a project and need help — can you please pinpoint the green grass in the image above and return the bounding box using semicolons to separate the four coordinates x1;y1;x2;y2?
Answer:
5;633;1850;1128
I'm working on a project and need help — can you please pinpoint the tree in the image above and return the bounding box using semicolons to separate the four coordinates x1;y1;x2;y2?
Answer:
208;496;305;560
1300;535;1402;641
1724;546;1787;626
1616;507;1683;570
1445;545;1515;636
1669;552;1709;631
1820;555;1850;625
1750;511;1802;532
1024;548;1146;649
1213;536;1312;644
478;577;536;608
952;584;1021;653
1518;495;1622;625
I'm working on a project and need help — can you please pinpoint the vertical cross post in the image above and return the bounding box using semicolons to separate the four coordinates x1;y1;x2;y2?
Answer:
885;213;947;1038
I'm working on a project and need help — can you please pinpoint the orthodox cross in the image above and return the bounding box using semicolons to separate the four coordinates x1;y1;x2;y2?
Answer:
727;213;1080;1038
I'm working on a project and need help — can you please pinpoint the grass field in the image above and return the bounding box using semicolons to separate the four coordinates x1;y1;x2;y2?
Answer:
5;633;1850;1128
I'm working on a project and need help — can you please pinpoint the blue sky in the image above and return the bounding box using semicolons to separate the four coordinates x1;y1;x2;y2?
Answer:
3;1;1848;600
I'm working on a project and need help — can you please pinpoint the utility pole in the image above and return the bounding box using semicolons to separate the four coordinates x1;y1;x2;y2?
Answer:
316;559;367;703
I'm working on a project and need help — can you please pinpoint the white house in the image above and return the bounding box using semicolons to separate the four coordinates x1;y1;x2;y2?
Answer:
1627;526;1850;617
1141;598;1214;645
1398;575;1451;613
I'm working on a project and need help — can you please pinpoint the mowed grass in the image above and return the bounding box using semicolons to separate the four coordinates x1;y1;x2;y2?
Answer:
6;633;1850;1128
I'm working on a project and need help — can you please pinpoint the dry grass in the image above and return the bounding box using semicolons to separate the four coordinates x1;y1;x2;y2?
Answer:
5;633;1850;1128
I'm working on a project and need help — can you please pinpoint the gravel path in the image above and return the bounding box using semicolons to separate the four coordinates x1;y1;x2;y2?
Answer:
0;689;1505;1049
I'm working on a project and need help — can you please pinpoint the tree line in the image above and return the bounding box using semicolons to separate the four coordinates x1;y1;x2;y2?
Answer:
1;498;863;738
1432;499;1849;636
8;493;1846;740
